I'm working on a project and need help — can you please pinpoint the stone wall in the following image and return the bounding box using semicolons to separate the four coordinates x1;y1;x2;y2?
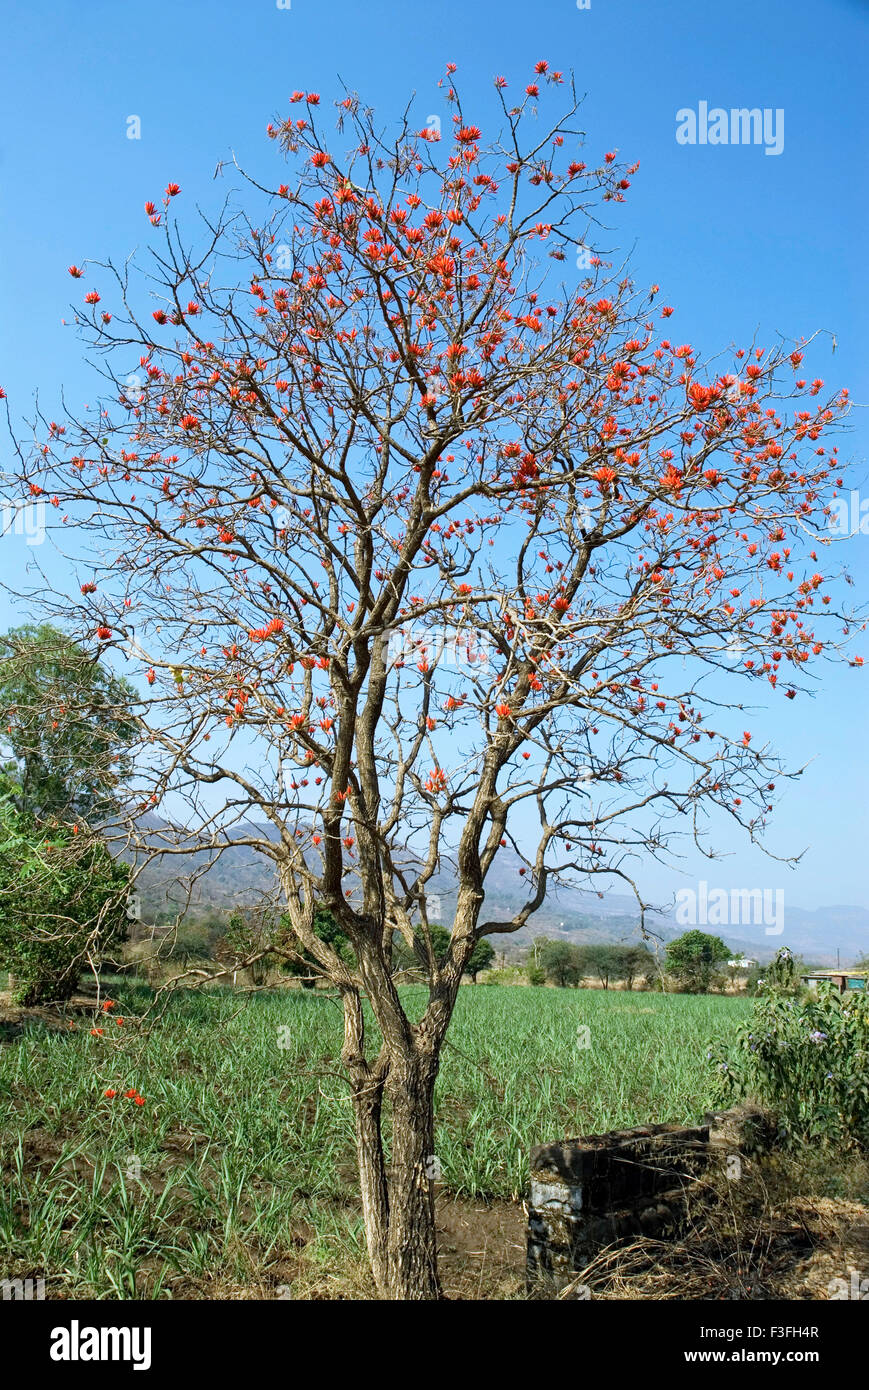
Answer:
526;1105;773;1294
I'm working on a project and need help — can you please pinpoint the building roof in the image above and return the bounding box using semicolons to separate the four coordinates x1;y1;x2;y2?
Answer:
801;969;867;977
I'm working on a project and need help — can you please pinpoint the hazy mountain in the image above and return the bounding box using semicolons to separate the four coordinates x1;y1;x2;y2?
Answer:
124;817;868;966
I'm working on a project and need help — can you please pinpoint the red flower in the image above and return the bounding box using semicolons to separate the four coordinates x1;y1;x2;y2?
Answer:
310;151;330;168
68;265;84;278
96;626;112;640
152;310;168;325
104;1089;116;1098
165;183;181;197
144;201;156;216
102;999;115;1011
133;1095;145;1106
125;1089;138;1099
91;1027;104;1036
84;291;101;305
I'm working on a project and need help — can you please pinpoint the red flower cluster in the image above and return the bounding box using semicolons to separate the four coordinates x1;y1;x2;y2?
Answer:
102;1088;145;1106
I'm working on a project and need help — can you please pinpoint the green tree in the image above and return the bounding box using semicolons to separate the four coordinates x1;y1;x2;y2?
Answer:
0;623;137;823
0;778;130;1004
620;944;654;990
666;930;731;994
464;937;495;983
538;939;584;988
276;904;356;985
579;943;629;989
391;923;491;981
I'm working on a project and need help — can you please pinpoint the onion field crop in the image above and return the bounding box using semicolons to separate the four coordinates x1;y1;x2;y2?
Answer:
0;984;750;1298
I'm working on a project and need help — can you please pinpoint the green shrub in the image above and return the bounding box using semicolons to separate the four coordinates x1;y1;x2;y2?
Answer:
714;948;869;1147
0;793;129;1005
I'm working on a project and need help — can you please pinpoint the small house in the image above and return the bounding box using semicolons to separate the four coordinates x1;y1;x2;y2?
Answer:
800;970;868;993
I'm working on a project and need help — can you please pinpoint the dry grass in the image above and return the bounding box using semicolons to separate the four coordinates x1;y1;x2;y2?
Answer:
555;1148;869;1301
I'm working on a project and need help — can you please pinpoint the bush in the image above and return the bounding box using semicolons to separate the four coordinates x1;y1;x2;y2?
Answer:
0;798;130;1005
481;965;528;986
216;906;286;985
714;948;869;1148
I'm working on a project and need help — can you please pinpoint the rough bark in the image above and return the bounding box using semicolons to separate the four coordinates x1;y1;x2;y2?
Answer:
351;1033;441;1299
384;1052;440;1299
352;1075;390;1295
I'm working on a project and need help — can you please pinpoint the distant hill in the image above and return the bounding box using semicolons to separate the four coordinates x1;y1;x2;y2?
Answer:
124;816;868;966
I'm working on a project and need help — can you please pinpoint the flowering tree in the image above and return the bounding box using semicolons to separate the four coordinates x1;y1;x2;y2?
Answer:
1;61;857;1298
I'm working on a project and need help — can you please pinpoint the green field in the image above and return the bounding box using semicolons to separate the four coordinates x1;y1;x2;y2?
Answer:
0;984;750;1297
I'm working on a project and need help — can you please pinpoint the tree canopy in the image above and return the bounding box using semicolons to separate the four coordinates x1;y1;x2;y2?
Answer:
0;623;137;824
665;930;731;993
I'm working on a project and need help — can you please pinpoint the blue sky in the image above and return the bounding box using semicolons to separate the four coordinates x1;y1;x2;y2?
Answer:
1;0;867;910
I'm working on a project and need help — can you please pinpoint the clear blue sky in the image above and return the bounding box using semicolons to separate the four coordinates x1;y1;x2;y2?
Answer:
1;0;867;909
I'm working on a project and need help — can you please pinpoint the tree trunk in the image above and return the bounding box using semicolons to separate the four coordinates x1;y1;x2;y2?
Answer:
352;1049;441;1299
385;1054;440;1299
352;1076;390;1295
